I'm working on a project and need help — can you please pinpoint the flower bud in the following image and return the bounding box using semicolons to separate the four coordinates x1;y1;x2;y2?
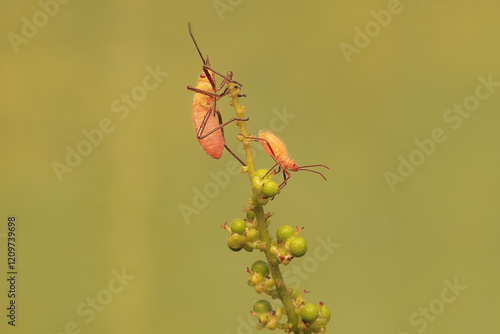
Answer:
246;208;256;221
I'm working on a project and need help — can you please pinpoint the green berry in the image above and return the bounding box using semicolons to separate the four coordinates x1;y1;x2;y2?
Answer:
289;237;307;257
301;303;319;323
228;244;242;252
320;304;331;320
252;176;263;191
246;209;256;221
276;225;295;243
251;260;270;277
227;234;244;251
230;219;246;234
262;181;279;197
253;300;272;314
246;228;259;242
254;169;271;180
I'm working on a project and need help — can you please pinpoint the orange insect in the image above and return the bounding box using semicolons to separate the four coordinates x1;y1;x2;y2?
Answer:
242;131;329;190
186;23;247;164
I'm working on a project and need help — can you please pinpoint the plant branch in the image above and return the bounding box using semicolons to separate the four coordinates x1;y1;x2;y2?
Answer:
227;83;300;333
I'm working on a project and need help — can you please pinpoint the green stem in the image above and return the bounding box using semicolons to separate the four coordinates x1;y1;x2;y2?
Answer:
228;83;300;334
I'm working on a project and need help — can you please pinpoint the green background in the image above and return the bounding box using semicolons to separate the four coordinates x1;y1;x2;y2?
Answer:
1;1;499;333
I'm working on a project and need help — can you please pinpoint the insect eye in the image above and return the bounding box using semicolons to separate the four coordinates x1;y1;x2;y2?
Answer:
200;73;206;78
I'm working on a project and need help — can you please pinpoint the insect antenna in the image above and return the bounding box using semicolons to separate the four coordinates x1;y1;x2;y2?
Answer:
188;22;206;64
296;166;329;181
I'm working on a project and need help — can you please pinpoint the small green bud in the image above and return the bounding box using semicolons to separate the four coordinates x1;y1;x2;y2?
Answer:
264;278;275;290
265;316;279;329
230;219;246;234
250;272;264;285
276;225;295;243
251;260;270;277
290;288;301;299
255;283;266;294
253;300;272;314
262;181;279;197
289;237;308;257
246;209;256;221
301;303;319;323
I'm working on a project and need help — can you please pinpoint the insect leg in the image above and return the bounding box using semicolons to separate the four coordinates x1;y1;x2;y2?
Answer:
202;66;243;88
279;169;292;190
187;86;229;99
214;109;246;166
237;134;277;160
198;116;250;139
238;134;290;185
223;144;246;166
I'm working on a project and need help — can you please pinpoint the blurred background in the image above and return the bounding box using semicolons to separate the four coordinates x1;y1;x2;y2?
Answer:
1;1;499;333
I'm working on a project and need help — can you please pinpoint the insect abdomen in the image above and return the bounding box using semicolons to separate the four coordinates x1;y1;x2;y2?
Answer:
192;105;224;159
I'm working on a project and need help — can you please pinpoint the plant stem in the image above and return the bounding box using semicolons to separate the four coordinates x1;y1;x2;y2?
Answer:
228;83;300;333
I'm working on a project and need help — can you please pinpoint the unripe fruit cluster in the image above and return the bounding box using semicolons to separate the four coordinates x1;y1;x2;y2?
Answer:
247;260;275;294
271;225;308;265
297;301;331;332
223;217;261;252
251;300;283;330
252;169;279;205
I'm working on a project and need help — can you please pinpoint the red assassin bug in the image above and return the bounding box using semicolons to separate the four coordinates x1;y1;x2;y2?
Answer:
186;22;248;164
241;131;330;190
